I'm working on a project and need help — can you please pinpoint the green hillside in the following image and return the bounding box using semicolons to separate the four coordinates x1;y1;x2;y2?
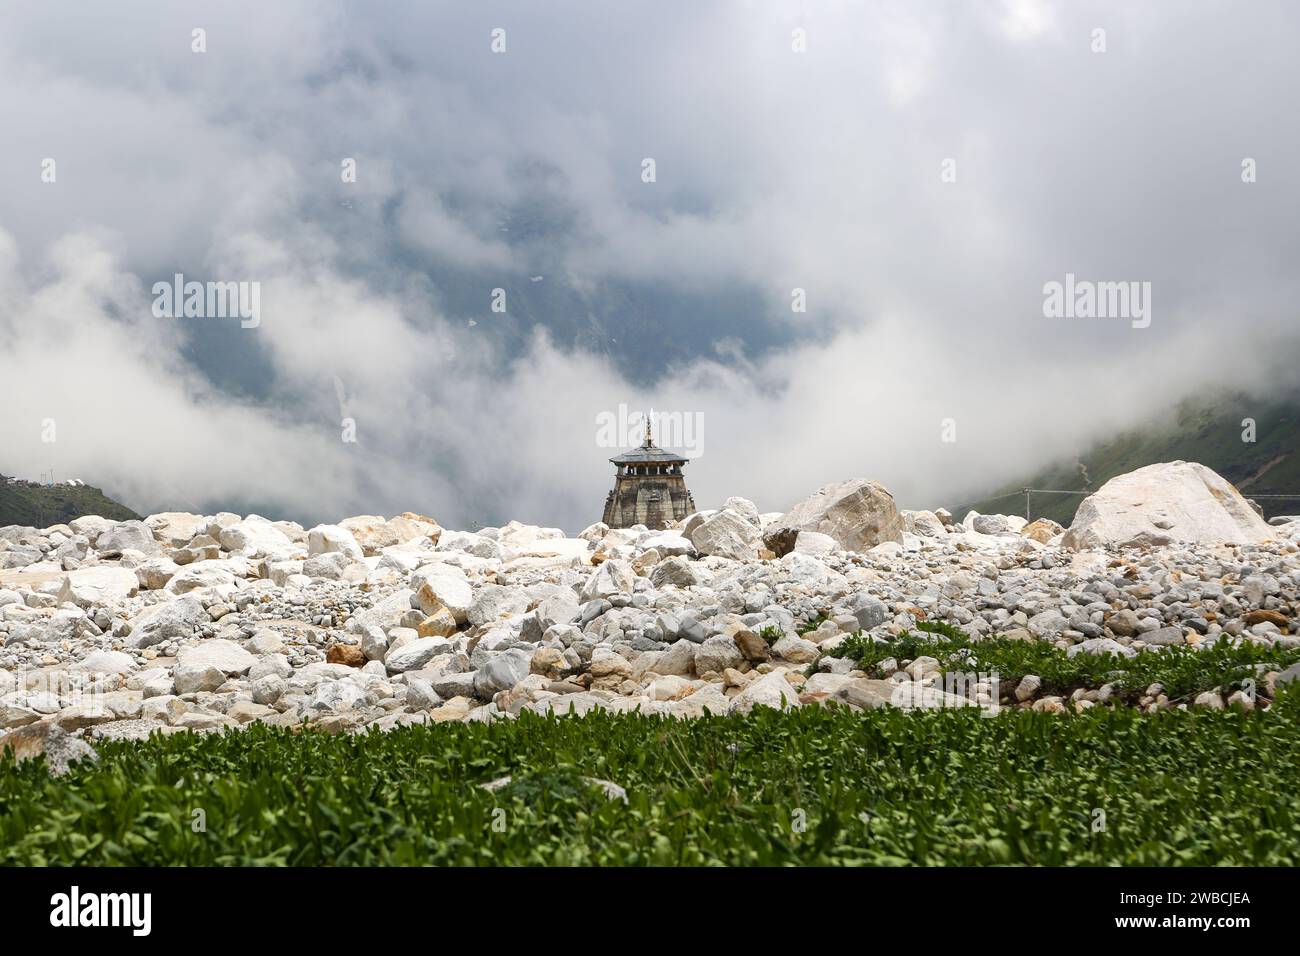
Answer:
952;392;1300;525
0;477;139;529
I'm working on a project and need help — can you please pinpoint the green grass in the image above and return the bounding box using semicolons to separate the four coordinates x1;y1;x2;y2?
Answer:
4;699;1300;865
829;621;1300;703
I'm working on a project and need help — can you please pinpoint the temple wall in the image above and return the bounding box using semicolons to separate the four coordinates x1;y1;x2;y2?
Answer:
602;475;696;529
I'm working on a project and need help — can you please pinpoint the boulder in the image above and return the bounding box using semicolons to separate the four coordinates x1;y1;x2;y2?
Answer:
689;510;761;560
143;512;207;547
972;514;1010;535
340;513;441;555
385;637;455;674
473;649;532;696
176;639;256;676
94;520;157;554
727;671;802;714
767;479;904;555
1022;518;1065;544
74;650;136;675
128;596;208;649
219;518;295;558
695;635;745;674
580;559;636;601
792;531;839;556
57;567;139;608
1062;461;1273;550
907;510;946;538
650;556;706;589
307;524;365;560
410;564;473;624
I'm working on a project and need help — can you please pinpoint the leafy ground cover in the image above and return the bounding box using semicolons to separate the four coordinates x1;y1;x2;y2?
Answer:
4;698;1299;866
828;620;1300;703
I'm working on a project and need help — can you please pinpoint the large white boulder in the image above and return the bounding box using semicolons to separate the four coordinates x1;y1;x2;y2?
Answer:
176;639;256;676
57;567;139;608
307;524;365;560
128;596;208;649
767;478;904;554
219;517;296;558
1062;461;1273;550
339;513;441;555
95;520;157;554
688;510;761;560
144;512;207;547
411;565;474;623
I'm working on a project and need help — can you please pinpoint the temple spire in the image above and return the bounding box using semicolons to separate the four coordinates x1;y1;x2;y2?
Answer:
643;410;654;447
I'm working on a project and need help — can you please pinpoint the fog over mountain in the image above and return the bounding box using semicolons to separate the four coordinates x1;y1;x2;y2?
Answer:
1;0;1297;531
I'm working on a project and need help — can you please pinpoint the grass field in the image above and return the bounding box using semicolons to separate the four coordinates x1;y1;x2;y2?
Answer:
4;698;1299;866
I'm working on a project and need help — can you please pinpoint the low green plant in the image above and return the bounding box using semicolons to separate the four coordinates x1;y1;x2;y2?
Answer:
796;614;828;636
830;623;1300;702
4;702;1300;865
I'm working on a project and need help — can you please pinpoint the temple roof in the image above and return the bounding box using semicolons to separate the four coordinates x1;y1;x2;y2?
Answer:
609;442;690;465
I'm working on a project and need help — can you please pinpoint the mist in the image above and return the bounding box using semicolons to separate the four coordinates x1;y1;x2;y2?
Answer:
2;0;1297;531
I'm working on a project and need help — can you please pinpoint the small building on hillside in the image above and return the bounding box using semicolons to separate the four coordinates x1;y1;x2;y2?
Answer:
601;418;696;530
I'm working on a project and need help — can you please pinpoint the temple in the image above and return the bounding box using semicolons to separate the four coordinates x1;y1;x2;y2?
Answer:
601;415;696;529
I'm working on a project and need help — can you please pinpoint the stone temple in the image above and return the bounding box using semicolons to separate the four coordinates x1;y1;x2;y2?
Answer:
602;418;696;530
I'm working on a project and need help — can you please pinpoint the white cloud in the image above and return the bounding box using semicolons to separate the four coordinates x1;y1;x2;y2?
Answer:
1;0;1297;531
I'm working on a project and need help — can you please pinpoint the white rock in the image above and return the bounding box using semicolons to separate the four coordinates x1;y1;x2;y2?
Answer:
176;639;256;676
219;517;295;558
74;650;136;675
135;556;180;590
173;663;226;695
727;671;802;715
580;559;636;601
95;520;158;554
144;512;207;547
384;637;455;673
310;679;368;712
689;510;761;560
128;596;208;649
792;530;839;556
57;567;139;608
411;565;474;622
769;478;904;553
141;671;176;698
251;675;285;705
473;649;532;696
307;524;365;560
695;635;745;674
1063;461;1273;550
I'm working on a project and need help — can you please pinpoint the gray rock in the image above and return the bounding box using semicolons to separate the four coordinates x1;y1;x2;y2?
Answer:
1136;626;1184;647
128;596;208;649
473;649;532;696
694;635;744;674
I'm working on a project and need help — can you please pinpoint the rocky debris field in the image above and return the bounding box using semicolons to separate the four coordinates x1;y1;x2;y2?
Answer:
2;460;1299;766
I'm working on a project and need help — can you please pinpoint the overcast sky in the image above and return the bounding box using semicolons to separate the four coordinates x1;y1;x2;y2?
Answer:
1;0;1297;531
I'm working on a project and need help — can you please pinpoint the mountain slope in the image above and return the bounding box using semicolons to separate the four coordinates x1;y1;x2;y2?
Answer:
0;478;140;528
952;393;1300;525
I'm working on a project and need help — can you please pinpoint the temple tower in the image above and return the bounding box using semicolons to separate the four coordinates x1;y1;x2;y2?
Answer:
602;415;696;529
